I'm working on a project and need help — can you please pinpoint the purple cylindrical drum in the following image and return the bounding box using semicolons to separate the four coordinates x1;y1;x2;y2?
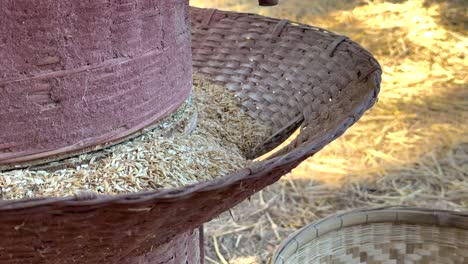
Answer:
0;0;192;168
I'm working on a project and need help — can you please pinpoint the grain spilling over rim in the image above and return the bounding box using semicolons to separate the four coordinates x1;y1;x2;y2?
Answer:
0;75;272;200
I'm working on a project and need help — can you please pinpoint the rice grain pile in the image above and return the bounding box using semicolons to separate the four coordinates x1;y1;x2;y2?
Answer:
0;75;271;200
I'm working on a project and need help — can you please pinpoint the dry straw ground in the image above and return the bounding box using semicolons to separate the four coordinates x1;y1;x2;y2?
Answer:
191;0;467;263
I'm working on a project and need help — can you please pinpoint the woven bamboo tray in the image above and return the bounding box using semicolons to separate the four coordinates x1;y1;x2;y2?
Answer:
271;207;468;264
0;7;381;263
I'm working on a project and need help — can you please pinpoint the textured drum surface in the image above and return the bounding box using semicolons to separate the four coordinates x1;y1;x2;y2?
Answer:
120;228;202;264
0;0;192;167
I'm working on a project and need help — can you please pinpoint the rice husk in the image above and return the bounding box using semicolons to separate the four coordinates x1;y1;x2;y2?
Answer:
0;75;271;200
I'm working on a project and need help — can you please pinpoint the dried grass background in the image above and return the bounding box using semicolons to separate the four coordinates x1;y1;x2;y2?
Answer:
191;0;467;263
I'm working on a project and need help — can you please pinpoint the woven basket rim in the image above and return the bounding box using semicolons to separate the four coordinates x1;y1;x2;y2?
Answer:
0;8;381;213
271;206;468;264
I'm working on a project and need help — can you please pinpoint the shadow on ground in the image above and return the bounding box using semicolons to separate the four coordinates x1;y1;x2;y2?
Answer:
423;0;467;34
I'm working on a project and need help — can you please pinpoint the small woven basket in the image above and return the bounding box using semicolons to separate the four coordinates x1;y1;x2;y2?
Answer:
271;207;468;264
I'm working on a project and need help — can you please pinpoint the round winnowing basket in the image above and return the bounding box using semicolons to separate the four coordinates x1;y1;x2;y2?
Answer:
0;7;381;264
271;207;468;264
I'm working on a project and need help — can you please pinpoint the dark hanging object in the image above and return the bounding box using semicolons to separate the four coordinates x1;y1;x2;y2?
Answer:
259;0;279;6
